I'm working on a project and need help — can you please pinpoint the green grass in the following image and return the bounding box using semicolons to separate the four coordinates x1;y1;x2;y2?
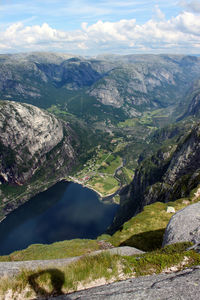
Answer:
87;175;120;195
118;118;139;128
117;109;170;129
0;192;200;298
115;167;134;185
122;167;134;182
0;253;121;298
0;243;199;299
1;192;199;263
103;196;200;251
0;239;100;262
98;155;122;174
123;242;200;276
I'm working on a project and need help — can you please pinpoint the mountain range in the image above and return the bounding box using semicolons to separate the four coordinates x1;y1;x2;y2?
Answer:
1;53;200;123
1;52;200;229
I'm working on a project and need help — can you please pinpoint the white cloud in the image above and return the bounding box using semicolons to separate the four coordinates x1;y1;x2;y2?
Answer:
1;10;200;54
179;0;200;13
154;5;165;20
82;19;136;42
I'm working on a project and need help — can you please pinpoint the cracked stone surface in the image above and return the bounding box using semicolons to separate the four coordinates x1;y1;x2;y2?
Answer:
52;266;200;300
163;202;200;247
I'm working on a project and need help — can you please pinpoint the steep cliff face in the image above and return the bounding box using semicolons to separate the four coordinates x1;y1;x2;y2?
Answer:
88;55;200;115
109;122;200;233
1;53;200;123
164;126;200;184
184;91;200;118
0;100;78;220
177;78;200;119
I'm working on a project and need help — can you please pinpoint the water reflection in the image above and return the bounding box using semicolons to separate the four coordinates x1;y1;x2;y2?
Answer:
0;181;118;255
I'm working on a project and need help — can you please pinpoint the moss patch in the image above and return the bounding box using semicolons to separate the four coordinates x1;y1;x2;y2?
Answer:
0;239;100;262
103;195;200;251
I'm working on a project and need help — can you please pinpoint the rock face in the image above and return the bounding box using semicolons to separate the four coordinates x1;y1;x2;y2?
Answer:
185;92;200;117
55;266;200;299
162;202;200;247
1;53;200;122
163;126;200;184
0;100;78;220
180;79;200;118
0;100;76;185
109;123;200;233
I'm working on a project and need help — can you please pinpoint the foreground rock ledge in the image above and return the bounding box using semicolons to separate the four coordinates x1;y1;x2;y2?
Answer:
162;201;200;247
0;246;144;277
53;266;200;300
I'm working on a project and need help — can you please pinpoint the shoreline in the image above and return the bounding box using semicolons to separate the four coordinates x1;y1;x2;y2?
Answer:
0;175;120;224
67;176;120;203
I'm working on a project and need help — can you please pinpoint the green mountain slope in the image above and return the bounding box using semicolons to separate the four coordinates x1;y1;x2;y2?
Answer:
1;53;200;125
109;119;200;233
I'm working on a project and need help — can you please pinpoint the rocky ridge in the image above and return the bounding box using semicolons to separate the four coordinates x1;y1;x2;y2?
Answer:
0;100;78;220
1;53;200;121
109;122;200;232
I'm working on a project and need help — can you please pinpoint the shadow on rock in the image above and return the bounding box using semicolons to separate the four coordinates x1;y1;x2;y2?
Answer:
28;268;65;298
120;228;165;251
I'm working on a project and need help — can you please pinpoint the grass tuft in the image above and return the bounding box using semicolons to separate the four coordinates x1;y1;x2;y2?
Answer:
0;243;200;299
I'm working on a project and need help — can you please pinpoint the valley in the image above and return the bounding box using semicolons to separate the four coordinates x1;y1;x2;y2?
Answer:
1;52;200;223
0;53;200;275
47;101;175;199
0;52;200;298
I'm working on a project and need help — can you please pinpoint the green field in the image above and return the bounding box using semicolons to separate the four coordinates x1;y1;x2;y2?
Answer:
87;175;120;196
98;155;122;175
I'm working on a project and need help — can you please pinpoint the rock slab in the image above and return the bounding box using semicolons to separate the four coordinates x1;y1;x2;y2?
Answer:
0;247;144;277
162;202;200;247
52;266;200;300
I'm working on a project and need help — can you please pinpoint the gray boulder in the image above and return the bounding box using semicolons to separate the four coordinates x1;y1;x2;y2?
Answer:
90;246;145;257
162;202;200;247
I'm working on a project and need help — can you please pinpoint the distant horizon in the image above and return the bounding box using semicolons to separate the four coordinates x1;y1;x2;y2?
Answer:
0;51;200;58
1;1;200;55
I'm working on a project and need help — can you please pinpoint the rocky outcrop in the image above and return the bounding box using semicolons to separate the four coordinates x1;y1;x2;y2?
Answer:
0;246;144;277
88;55;200;115
162;202;200;247
1;53;200;121
179;78;200;119
0;100;76;185
164;126;200;184
109;123;200;233
0;100;78;220
185;92;200;117
59;266;200;299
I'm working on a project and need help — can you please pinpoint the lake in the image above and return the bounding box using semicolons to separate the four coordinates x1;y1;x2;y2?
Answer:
0;181;119;255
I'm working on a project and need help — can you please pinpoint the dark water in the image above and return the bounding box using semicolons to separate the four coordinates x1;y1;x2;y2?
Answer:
0;181;118;255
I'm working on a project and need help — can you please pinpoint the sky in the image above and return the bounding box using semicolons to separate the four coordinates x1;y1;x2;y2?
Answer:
0;0;200;55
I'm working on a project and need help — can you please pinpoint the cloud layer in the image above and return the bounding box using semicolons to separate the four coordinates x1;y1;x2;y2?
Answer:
1;8;200;54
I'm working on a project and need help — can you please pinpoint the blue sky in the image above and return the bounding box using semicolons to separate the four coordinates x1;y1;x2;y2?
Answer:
0;1;180;29
0;0;200;55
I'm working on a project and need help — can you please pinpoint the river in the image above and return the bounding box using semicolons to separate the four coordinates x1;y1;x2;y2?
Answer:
0;181;119;255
